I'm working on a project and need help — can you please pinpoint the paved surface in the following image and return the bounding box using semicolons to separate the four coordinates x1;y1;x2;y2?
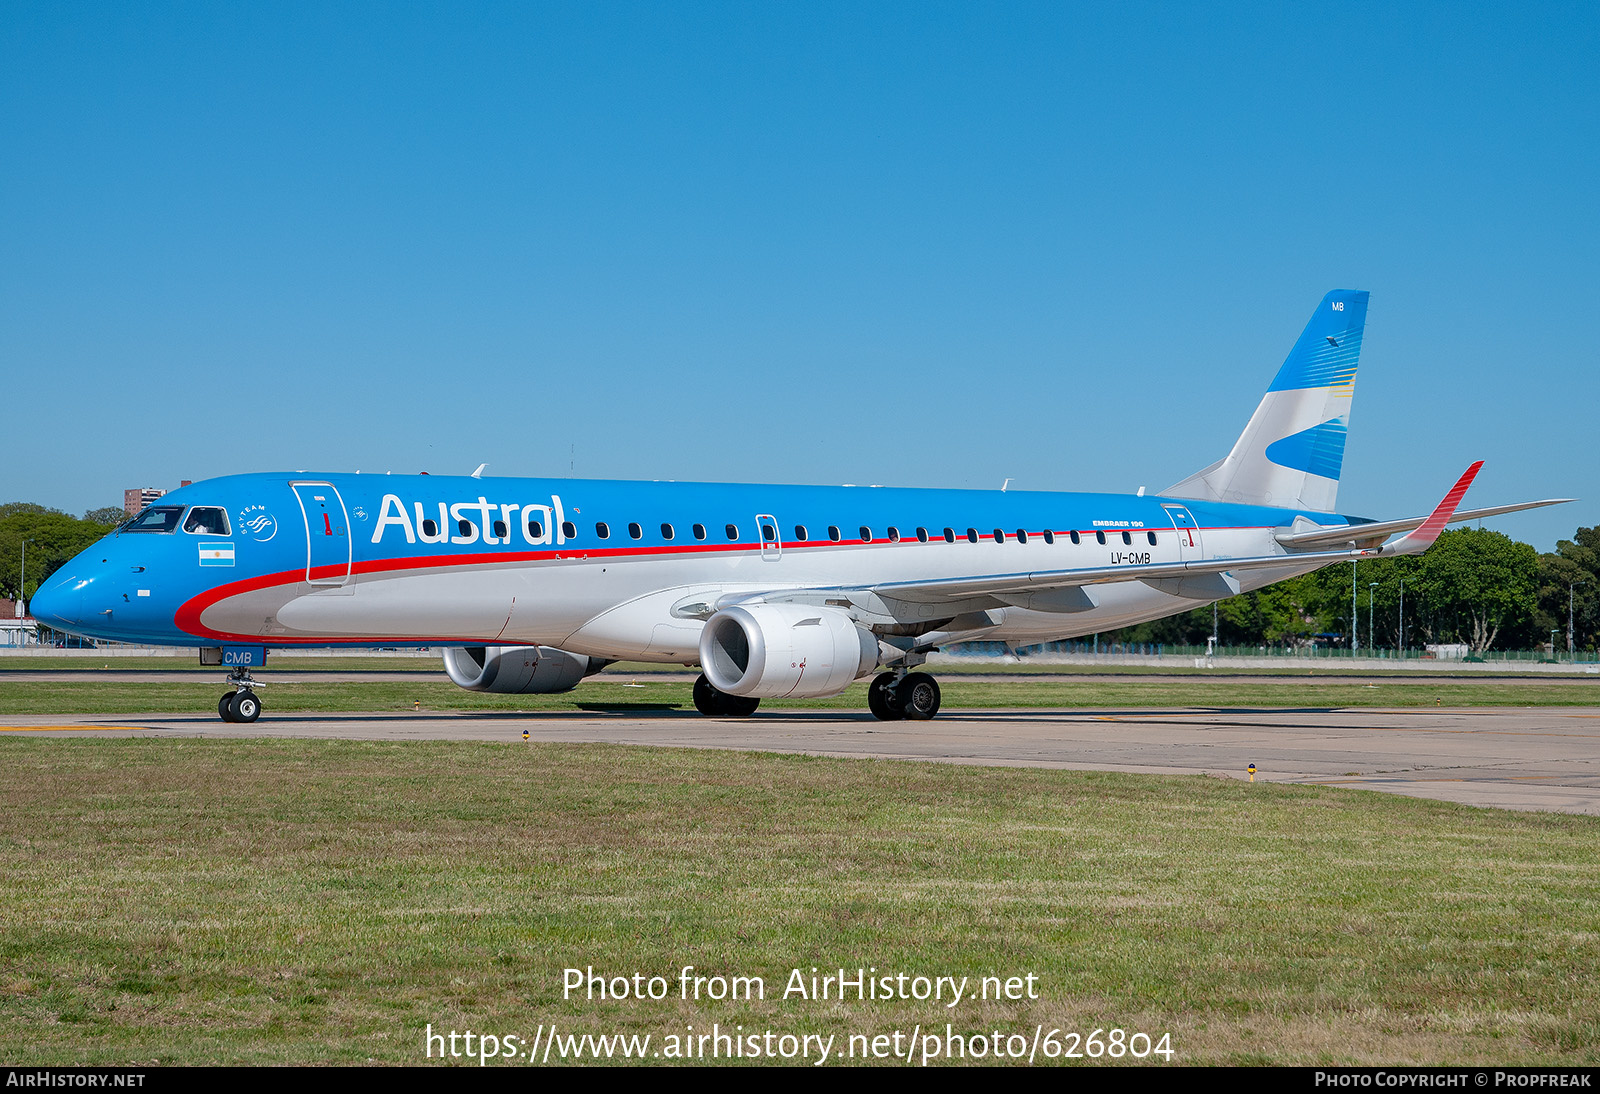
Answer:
6;705;1600;816
4;669;1598;685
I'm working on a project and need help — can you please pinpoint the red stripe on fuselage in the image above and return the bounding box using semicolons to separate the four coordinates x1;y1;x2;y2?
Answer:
174;524;1273;644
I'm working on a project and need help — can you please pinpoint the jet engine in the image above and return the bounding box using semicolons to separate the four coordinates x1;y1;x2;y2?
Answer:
699;604;879;699
442;645;605;694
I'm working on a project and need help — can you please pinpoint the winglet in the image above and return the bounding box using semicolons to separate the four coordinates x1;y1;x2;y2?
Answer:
1380;461;1484;555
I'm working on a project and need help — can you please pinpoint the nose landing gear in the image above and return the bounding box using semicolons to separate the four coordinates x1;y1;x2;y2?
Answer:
217;668;263;723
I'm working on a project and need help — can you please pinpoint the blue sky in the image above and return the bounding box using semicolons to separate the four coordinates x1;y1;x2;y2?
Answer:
3;2;1595;549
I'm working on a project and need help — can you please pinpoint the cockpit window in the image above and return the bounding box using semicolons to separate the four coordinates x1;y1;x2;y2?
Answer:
184;507;231;536
120;506;183;534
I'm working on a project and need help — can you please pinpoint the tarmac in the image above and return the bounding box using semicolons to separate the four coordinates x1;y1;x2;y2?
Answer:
6;703;1600;816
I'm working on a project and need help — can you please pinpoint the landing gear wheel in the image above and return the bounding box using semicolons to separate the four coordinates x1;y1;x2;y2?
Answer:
693;674;760;717
218;693;238;723
898;672;941;721
868;672;905;721
693;674;721;715
229;690;262;723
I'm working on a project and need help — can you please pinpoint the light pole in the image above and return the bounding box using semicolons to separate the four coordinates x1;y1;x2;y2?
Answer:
1570;582;1586;658
1398;578;1406;659
1351;560;1359;652
1369;582;1378;655
18;538;32;616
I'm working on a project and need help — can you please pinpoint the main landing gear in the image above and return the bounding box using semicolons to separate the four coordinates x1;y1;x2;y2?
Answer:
690;670;943;720
217;668;263;723
693;674;760;717
867;670;941;721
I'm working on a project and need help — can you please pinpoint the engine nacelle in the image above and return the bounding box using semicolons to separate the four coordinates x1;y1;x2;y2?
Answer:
442;645;604;694
699;604;879;699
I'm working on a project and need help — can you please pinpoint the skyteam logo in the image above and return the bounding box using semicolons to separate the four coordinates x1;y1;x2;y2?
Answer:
238;505;278;543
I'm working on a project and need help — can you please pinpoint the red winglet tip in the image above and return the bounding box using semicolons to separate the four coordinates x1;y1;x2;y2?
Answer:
1413;461;1485;543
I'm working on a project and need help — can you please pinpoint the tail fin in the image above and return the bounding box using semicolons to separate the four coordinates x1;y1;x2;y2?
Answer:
1164;289;1369;513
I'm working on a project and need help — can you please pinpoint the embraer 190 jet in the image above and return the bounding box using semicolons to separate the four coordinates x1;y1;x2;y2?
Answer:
30;291;1568;723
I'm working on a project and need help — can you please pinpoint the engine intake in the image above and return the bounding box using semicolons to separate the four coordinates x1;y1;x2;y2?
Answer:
699;604;879;699
442;645;605;694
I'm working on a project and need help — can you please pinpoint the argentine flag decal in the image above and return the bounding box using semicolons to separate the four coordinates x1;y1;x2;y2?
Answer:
199;542;236;567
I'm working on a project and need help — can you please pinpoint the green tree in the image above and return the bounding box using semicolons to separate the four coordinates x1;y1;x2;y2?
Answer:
1534;527;1600;654
82;506;126;526
1410;528;1538;653
0;510;115;601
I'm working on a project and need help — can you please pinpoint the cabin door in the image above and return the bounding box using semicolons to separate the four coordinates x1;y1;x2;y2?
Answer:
1161;504;1204;562
291;482;353;586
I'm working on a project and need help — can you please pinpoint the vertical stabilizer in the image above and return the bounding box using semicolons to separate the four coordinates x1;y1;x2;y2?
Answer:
1164;289;1369;512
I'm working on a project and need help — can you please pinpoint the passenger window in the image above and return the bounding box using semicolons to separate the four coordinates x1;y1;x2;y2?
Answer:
993;529;1004;543
422;519;439;538
725;524;739;541
693;523;707;540
628;522;642;540
527;519;545;538
121;506;182;534
661;523;674;540
183;507;230;535
1016;529;1028;544
492;520;508;540
1147;531;1157;546
1096;531;1106;545
1070;530;1080;545
828;526;841;542
761;523;776;541
595;522;609;539
794;525;808;541
561;522;575;539
860;526;872;542
967;528;979;543
1122;531;1132;545
942;527;955;543
887;527;900;542
457;519;474;537
1043;530;1055;544
915;527;929;543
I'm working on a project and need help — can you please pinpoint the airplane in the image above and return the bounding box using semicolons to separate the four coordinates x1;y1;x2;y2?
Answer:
29;290;1571;724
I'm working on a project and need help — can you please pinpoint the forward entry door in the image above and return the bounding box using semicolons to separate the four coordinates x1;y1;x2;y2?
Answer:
291;482;352;585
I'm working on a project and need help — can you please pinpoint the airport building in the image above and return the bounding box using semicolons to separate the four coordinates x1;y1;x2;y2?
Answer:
124;482;192;516
0;598;37;646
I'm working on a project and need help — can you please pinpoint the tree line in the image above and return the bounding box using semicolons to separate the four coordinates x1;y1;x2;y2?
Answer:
1108;526;1600;654
3;500;1595;653
0;503;125;604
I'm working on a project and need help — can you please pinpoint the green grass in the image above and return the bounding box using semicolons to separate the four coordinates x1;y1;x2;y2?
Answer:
1;674;1596;716
1;737;1597;1065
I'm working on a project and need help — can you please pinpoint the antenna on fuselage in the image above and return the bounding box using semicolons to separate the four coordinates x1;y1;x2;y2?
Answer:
1001;478;1012;492
471;463;488;479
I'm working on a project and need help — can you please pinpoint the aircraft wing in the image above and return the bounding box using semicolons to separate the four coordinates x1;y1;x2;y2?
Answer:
1274;498;1574;549
730;463;1517;618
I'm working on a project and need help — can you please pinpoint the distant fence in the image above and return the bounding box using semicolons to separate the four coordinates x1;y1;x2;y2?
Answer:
944;640;1600;665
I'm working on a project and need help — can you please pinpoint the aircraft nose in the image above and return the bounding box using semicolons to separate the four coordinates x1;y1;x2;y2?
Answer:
29;571;84;629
